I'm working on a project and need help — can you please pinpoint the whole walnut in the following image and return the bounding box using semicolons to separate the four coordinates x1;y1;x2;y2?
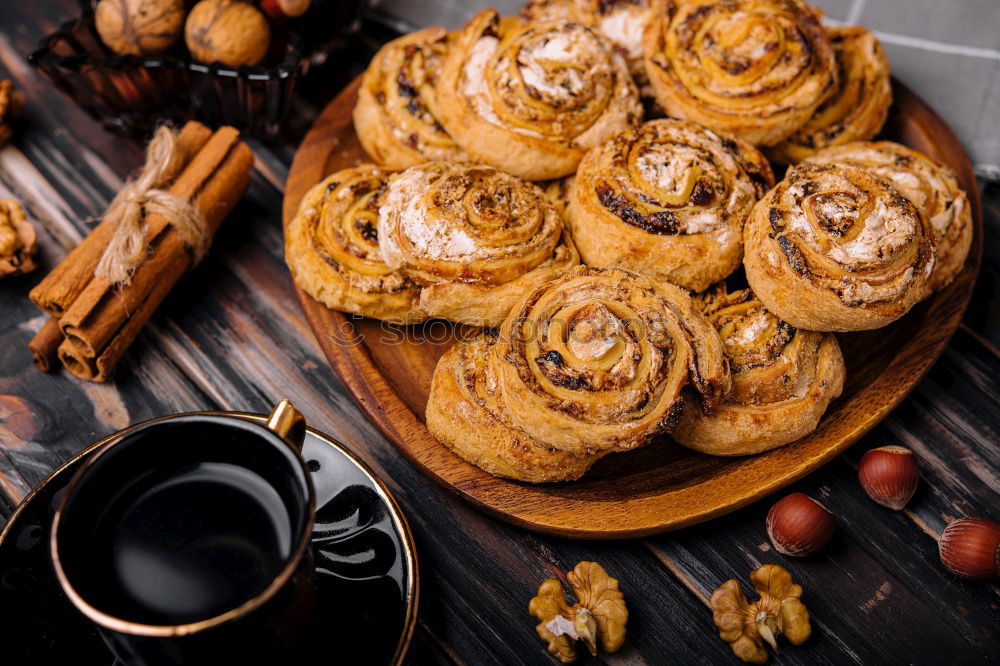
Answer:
95;0;186;56
185;0;271;67
0;80;24;146
0;199;37;278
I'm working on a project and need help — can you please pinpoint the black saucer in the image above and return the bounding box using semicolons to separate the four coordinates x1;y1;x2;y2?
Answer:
0;412;418;664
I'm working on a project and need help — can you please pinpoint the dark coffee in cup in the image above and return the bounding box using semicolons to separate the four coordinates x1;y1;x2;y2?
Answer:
51;403;316;665
95;460;294;625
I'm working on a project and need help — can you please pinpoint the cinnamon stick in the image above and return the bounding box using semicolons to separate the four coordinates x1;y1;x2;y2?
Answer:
28;317;63;372
29;122;212;317
58;127;254;382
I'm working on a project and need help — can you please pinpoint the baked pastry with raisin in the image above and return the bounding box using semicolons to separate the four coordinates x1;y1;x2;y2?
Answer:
354;27;468;169
436;9;642;180
805;141;972;293
285;165;423;323
520;0;670;99
673;284;845;455
378;162;579;327
568;118;773;291
769;26;892;164
743;162;936;331
492;265;730;455
426;331;606;482
642;0;837;146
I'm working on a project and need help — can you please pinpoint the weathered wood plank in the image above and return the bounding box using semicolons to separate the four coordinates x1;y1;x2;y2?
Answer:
0;3;998;665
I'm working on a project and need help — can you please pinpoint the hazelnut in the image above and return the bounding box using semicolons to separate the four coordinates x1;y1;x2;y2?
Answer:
766;492;835;557
938;518;1000;581
857;445;919;510
185;0;271;67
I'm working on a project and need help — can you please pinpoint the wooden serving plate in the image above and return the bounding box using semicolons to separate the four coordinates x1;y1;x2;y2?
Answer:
282;77;983;539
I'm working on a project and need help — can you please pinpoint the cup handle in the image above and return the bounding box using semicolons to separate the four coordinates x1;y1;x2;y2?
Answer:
266;400;307;453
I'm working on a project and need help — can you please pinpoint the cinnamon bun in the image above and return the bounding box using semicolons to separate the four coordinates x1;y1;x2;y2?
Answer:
805;141;972;292
520;0;669;96
769;26;892;164
436;9;642;180
426;332;605;482
285;165;423;323
354;27;468;169
642;0;837;146
378;162;579;327
673;285;845;455
743;162;936;331
568;118;774;291
493;265;730;455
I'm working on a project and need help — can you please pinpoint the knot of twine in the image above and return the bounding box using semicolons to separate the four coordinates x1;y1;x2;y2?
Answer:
95;126;209;285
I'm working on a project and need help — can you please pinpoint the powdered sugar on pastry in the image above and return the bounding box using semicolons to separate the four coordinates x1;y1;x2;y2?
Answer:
461;37;516;134
599;6;646;60
786;192;915;264
460;26;638;147
379;168;479;261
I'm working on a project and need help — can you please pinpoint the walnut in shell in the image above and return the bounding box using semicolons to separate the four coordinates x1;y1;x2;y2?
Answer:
0;79;24;146
0;199;37;278
185;0;271;67
95;0;186;56
529;562;628;663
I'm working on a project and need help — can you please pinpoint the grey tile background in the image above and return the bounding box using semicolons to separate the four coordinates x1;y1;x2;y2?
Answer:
368;0;1000;177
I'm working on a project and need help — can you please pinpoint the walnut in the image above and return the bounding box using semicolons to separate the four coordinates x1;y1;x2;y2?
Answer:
95;0;186;56
0;199;37;278
185;0;271;67
529;561;628;663
0;80;24;146
710;564;812;664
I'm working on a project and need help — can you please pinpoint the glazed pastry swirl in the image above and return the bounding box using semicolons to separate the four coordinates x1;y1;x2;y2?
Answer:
520;0;662;90
426;332;606;482
744;162;936;331
353;27;468;169
436;9;642;180
285;165;423;323
673;285;845;455
642;0;837;146
494;266;730;455
569;118;774;291
769;26;892;164
378;162;579;327
805;141;972;293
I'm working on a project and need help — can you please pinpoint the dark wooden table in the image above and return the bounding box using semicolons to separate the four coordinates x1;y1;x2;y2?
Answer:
1;2;998;664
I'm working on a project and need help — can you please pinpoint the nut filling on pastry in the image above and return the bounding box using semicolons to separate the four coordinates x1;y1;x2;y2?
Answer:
354;27;468;168
744;162;936;331
378;162;579;326
285;165;423;322
642;0;837;146
437;9;641;180
804;141;972;293
769;26;891;163
673;285;845;455
494;266;729;455
569;118;773;291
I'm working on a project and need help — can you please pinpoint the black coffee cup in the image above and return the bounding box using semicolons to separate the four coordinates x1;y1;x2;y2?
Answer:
50;401;316;665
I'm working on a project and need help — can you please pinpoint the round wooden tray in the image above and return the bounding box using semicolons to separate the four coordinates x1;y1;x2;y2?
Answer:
282;77;983;539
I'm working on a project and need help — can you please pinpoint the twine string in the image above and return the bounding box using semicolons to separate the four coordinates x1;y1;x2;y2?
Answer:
94;126;210;285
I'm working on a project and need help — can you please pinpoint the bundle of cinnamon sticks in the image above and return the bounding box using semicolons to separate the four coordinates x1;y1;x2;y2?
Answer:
27;121;254;381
